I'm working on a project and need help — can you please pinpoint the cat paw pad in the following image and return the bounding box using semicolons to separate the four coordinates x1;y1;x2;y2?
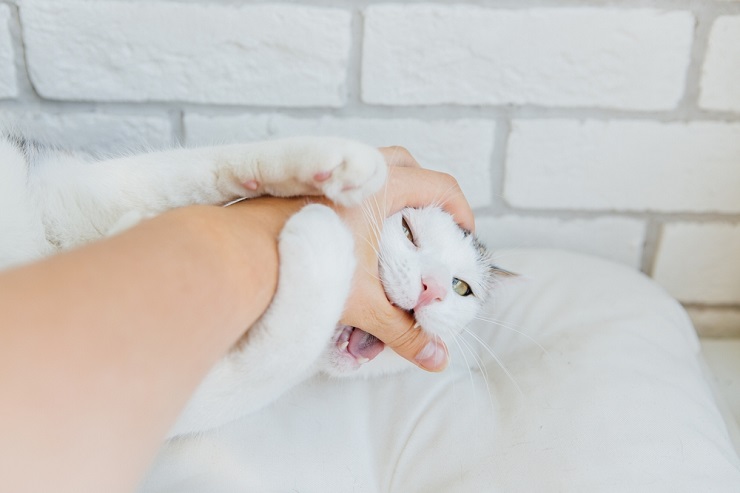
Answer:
242;179;260;191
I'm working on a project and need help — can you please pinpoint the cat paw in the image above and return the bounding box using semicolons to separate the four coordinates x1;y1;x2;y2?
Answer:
244;137;388;207
306;139;387;207
257;204;356;364
279;204;356;296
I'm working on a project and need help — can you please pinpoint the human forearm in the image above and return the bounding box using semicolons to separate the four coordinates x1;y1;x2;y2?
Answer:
0;204;280;492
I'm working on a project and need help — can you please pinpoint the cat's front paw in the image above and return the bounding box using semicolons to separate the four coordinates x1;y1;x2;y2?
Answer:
307;138;387;206
241;137;387;206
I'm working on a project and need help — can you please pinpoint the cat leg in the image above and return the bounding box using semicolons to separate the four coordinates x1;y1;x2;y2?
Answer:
33;137;386;248
0;139;53;268
167;204;355;438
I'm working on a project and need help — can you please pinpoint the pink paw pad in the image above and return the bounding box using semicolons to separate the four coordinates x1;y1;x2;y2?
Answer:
242;179;260;191
313;170;333;182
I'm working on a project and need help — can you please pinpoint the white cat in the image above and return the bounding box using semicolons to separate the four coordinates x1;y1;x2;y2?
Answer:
0;133;501;438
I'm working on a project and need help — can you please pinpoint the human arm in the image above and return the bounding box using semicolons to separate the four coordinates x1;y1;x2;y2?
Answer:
0;204;285;493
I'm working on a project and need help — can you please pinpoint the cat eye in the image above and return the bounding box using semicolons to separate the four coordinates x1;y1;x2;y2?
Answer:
452;278;473;297
401;217;415;244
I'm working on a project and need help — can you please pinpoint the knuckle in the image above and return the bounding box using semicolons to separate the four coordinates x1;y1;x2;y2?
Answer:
387;324;425;353
384;146;419;167
439;171;458;187
387;145;409;156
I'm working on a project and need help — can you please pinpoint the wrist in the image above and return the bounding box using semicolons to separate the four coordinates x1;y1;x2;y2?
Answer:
170;204;282;332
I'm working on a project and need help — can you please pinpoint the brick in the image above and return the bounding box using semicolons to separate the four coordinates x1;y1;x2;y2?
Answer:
652;222;740;304
185;114;496;208
20;2;351;106
505;120;740;213
0;4;17;98
699;16;740;112
687;307;740;338
362;6;693;109
476;215;645;268
0;111;172;153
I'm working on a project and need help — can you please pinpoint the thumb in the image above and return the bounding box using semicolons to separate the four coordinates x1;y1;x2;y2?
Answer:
382;317;450;372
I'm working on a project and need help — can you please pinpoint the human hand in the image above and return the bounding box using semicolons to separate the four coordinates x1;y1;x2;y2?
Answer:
337;146;474;372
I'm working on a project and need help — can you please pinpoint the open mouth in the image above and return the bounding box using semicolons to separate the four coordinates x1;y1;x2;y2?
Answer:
336;325;385;365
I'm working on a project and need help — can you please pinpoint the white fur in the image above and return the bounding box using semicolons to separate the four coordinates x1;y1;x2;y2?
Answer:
0;133;494;437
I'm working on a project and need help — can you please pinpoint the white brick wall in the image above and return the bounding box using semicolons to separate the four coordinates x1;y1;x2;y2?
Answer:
21;1;351;106
505;120;740;213
363;6;693;109
700;16;740;112
0;4;17;98
0;1;738;335
476;216;645;268
0;111;172;152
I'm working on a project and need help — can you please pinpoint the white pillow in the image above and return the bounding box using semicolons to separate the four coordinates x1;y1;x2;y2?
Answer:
140;249;740;492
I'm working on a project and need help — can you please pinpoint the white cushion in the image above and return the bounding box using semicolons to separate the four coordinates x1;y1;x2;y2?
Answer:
140;249;740;492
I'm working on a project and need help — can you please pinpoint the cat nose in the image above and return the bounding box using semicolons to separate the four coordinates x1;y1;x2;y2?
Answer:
415;277;447;310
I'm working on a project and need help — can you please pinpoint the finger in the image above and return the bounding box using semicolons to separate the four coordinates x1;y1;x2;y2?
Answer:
373;310;450;372
378;146;421;168
386;167;475;232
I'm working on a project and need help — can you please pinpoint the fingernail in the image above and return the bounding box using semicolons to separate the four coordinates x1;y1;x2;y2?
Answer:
415;341;449;371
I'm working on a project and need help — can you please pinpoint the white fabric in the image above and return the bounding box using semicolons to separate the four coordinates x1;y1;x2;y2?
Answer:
140;249;740;492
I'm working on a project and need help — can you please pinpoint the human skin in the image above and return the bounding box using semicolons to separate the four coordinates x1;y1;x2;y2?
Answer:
0;150;473;493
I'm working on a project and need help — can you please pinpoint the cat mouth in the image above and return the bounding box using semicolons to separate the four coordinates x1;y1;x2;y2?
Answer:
336;325;385;365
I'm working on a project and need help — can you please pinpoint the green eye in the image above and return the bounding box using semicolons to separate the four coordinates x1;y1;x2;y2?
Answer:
401;217;415;244
452;278;473;297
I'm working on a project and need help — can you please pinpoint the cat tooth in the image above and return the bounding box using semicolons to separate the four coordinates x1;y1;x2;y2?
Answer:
356;357;369;365
412;322;420;330
339;341;349;351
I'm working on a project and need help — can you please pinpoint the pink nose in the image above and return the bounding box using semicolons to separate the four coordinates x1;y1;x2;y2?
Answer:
415;277;447;310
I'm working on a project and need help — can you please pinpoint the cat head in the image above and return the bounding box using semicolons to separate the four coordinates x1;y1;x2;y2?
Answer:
322;206;508;377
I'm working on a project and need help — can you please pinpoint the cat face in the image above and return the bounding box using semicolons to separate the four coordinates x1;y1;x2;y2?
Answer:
322;206;497;377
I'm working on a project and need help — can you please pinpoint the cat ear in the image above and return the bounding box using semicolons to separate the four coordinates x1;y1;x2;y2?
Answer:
491;265;518;278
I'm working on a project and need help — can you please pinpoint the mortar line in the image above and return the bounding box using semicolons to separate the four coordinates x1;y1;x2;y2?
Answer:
640;219;662;275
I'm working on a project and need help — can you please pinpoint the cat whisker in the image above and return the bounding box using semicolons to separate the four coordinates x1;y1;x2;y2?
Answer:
360;203;382;249
365;200;384;246
360;266;381;282
359;199;380;233
447;331;478;395
473;316;549;356
427;183;467;213
381;158;393;219
453;332;497;413
453;331;489;382
462;328;523;397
